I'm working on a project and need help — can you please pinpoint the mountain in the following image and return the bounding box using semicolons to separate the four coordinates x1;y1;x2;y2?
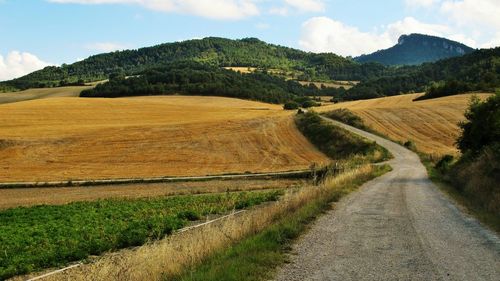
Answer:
355;34;475;66
344;47;500;100
1;37;388;91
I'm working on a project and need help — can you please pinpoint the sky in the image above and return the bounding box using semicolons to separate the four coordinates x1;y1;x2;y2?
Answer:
0;0;499;81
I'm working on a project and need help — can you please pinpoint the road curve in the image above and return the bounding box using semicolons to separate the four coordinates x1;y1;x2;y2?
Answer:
275;117;500;281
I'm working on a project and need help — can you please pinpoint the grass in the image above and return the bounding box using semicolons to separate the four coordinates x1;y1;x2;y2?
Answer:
0;96;329;182
419;154;500;233
0;179;305;210
37;166;385;281
172;164;392;281
0;190;282;280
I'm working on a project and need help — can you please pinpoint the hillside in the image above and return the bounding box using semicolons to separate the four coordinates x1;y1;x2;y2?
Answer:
1;37;387;91
342;47;500;100
0;96;329;182
317;93;493;155
355;34;474;66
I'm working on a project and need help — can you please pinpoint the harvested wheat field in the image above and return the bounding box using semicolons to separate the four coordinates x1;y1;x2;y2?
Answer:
0;96;328;182
318;93;492;155
0;85;93;104
0;178;305;209
298;81;358;89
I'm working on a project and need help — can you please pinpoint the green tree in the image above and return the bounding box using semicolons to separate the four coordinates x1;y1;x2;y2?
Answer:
457;92;500;156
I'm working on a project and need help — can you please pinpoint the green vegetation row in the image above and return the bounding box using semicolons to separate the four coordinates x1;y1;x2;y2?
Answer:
295;111;391;164
173;165;391;281
1;37;387;91
80;61;328;104
0;190;282;280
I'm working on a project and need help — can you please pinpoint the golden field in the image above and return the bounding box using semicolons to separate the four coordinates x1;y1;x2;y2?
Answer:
0;96;329;182
317;93;492;155
0;85;93;104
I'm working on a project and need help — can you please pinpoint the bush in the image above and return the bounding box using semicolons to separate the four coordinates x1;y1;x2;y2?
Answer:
322;108;367;130
403;140;417;151
283;101;299;110
435;155;454;173
295;111;389;163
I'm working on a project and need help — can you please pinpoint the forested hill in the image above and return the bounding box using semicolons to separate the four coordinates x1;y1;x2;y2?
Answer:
2;37;387;91
355;34;474;66
343;47;500;100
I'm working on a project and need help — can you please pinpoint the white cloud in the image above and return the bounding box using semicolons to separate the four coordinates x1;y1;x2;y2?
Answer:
85;42;128;52
440;0;500;29
384;17;450;42
0;51;54;81
299;17;392;56
404;0;500;48
405;0;439;8
479;32;500;48
269;6;289;16
299;16;461;56
284;0;324;12
48;0;260;20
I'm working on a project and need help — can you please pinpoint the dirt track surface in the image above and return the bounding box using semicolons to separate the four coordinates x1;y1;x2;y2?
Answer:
275;118;500;281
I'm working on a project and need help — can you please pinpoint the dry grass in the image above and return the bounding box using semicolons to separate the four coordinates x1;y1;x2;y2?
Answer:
30;165;373;281
0;179;305;210
0;86;93;104
223;67;257;74
298;81;358;89
0;96;329;182
317;93;493;156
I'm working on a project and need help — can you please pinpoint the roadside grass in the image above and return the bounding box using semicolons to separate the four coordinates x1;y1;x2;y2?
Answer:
419;155;500;233
0;190;282;280
172;164;392;281
37;165;389;281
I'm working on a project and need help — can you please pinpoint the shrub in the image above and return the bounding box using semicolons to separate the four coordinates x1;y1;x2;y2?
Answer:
435;155;454;173
295;111;390;163
322;108;367;130
283;101;299;110
403;140;417;151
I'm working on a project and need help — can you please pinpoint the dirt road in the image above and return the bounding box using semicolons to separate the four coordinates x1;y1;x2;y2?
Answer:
275;118;500;281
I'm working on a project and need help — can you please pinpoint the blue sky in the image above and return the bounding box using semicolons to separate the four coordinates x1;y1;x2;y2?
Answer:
0;0;499;80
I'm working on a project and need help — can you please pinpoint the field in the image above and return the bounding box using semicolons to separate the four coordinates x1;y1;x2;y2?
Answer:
223;67;257;74
0;179;304;210
0;96;329;182
298;81;358;89
0;86;93;104
0;190;282;279
317;93;492;155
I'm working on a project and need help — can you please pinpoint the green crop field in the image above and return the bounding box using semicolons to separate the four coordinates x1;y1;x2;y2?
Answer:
0;190;282;280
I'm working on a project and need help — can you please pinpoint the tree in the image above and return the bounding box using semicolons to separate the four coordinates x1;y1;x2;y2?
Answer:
283;101;299;110
457;92;500;156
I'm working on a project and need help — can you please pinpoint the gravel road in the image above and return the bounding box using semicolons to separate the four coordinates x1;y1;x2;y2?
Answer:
274;118;500;281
